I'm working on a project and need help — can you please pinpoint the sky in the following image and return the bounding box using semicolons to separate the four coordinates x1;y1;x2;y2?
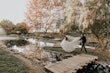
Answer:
0;0;29;24
0;0;85;24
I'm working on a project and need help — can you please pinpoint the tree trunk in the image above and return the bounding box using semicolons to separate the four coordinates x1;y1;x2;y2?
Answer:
91;28;103;48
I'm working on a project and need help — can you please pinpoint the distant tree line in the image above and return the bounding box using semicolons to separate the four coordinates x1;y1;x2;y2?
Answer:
0;20;30;35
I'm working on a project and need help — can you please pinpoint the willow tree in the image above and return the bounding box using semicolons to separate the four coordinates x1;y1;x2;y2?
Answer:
26;0;65;32
62;0;82;33
63;0;110;48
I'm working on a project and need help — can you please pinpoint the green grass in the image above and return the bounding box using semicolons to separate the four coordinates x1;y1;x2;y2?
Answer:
0;49;30;73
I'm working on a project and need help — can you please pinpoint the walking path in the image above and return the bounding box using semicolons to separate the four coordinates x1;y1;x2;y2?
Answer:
45;54;98;73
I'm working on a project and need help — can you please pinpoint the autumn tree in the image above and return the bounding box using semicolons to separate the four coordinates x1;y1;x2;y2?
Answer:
63;0;110;48
86;0;110;46
0;20;15;34
26;0;65;32
15;22;29;34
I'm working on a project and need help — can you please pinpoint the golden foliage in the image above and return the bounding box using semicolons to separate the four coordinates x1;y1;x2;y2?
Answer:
26;0;65;32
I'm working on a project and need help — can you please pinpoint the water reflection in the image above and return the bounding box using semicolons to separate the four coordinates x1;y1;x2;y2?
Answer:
5;39;29;47
12;44;38;53
27;38;55;47
0;36;17;40
26;38;36;44
37;41;54;47
3;37;56;56
12;45;25;53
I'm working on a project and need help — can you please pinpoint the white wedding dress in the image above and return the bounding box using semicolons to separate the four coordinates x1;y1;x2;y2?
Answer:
61;35;80;52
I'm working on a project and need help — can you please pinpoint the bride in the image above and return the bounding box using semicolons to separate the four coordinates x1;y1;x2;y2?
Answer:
60;35;80;52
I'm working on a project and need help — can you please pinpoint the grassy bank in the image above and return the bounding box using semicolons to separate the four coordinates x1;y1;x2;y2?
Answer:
0;49;30;73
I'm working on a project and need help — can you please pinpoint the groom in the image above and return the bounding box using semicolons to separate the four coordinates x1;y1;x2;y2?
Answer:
80;33;87;52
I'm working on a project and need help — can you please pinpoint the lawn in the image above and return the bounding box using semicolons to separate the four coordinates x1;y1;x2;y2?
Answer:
0;49;30;73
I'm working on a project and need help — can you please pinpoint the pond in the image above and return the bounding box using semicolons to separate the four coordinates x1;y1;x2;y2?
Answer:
0;36;110;55
0;36;17;40
10;38;55;53
0;36;62;64
0;36;56;52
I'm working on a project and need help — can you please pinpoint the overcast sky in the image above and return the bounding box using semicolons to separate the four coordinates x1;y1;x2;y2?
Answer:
0;0;29;24
0;0;85;24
